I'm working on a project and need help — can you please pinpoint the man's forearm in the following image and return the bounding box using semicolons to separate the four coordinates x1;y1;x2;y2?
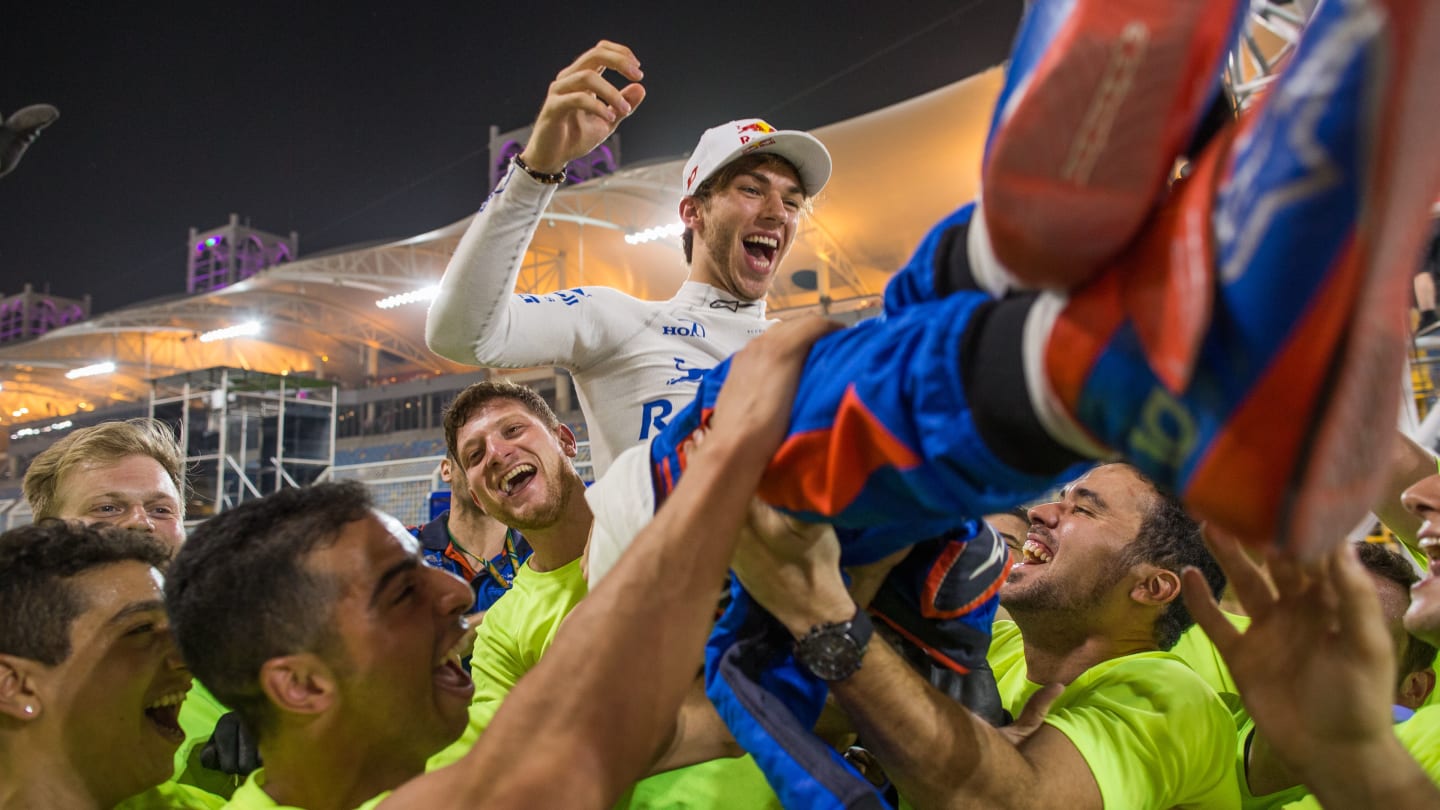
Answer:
760;574;1019;810
1302;734;1440;809
647;679;743;775
827;640;1014;809
424;164;557;364
472;431;778;806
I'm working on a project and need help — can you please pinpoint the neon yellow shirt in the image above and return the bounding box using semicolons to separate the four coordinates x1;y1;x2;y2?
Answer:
220;770;387;809
1171;610;1252;726
426;557;780;808
1233;715;1308;810
987;621;1240;809
113;781;227;810
1279;704;1440;808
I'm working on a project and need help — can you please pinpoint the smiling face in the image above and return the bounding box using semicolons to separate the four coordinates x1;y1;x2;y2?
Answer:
1003;465;1156;615
306;512;475;764
684;158;805;302
52;455;185;553
454;399;579;532
1401;474;1440;647
37;561;191;805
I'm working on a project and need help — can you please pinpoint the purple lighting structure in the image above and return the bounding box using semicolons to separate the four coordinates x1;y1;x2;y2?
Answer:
187;214;298;294
0;285;91;345
488;125;621;190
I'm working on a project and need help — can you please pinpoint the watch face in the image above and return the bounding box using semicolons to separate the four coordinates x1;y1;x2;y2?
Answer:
797;625;864;681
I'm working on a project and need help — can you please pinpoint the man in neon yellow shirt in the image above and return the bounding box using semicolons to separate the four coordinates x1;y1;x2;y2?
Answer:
162;318;830;809
167;481;477;810
431;379;778;807
734;462;1240;809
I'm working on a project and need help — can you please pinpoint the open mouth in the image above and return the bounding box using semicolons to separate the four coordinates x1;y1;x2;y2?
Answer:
1421;538;1440;575
434;644;475;699
143;689;189;744
742;235;779;270
499;464;536;496
1020;537;1054;565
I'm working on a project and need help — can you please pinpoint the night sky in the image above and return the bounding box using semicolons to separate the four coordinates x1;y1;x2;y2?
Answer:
1;1;1021;316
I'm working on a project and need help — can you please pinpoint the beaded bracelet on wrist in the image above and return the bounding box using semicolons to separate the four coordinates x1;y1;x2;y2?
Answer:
513;154;567;185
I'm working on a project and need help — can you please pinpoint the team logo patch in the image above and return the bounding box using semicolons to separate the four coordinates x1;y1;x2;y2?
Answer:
666;357;710;386
661;319;707;338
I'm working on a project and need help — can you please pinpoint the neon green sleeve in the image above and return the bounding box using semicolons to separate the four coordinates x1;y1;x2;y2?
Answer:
1233;717;1309;809
217;770;387;809
116;781;228;810
425;560;588;771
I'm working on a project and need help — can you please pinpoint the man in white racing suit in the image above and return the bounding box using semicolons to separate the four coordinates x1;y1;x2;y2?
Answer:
426;40;831;476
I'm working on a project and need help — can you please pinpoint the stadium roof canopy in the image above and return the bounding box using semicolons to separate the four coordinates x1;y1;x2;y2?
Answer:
0;68;1004;427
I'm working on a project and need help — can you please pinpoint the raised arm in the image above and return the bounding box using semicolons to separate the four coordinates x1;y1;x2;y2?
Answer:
424;41;646;367
1184;532;1440;809
728;514;1103;810
385;316;841;809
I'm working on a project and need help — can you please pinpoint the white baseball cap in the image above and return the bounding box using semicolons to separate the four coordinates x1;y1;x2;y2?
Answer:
681;119;832;198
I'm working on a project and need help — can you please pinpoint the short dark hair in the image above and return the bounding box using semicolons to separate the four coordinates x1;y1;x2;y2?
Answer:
682;152;811;264
1355;542;1439;679
443;380;561;461
0;521;171;665
165;481;373;734
1113;465;1224;651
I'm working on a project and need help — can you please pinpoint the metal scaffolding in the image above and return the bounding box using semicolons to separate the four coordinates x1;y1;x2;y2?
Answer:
149;367;336;518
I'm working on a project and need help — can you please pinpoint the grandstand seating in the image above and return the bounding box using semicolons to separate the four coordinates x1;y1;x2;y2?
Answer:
332;437;447;467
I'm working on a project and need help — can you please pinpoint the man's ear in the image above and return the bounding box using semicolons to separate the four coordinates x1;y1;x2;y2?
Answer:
557;423;578;459
258;654;338;718
679;196;704;231
1398;666;1437;711
0;655;44;723
1130;566;1183;607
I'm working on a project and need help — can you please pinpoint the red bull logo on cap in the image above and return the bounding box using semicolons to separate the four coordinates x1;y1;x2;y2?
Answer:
736;120;777;146
686;165;699;191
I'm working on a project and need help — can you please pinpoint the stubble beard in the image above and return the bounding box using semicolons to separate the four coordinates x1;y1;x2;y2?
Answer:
1002;562;1126;616
699;217;772;302
489;471;571;533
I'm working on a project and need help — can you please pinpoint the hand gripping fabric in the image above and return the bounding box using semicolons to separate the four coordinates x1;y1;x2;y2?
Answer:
703;524;1011;810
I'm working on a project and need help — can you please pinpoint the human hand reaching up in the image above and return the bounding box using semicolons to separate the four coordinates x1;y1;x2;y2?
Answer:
520;40;646;173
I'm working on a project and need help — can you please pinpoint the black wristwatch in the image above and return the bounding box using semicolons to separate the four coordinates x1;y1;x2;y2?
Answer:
794;606;873;681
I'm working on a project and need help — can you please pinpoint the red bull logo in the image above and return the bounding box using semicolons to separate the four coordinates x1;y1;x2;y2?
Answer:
741;137;777;154
686;165;699;191
736;120;776;145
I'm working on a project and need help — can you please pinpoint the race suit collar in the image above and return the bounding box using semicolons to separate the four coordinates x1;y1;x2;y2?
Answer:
673;281;768;318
